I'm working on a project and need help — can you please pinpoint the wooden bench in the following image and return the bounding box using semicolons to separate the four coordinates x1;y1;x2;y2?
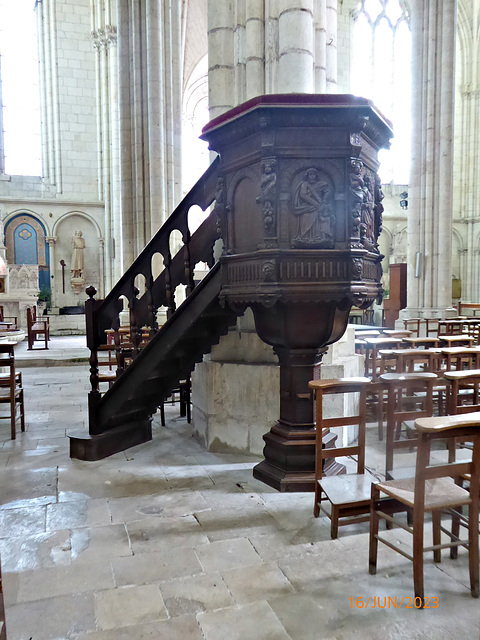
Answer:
26;306;49;350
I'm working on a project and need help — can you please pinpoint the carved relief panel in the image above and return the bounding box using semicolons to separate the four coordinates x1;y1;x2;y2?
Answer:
290;168;335;249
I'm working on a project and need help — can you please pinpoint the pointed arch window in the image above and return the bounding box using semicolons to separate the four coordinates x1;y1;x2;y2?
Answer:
351;0;411;185
0;0;42;176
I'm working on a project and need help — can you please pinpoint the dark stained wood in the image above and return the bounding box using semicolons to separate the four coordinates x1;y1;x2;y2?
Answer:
26;306;49;350
202;95;392;490
370;413;480;603
74;95;392;489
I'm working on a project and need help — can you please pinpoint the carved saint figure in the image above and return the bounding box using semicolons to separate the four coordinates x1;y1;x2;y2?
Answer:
71;230;86;279
360;173;375;246
292;168;334;248
261;160;277;197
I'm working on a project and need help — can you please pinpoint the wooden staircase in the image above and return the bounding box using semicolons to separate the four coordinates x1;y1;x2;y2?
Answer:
69;157;239;460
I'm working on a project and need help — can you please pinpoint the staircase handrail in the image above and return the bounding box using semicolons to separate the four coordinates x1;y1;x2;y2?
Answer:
86;156;220;351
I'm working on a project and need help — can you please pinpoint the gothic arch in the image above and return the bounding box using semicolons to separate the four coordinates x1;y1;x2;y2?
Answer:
4;212;50;290
52;211;103;238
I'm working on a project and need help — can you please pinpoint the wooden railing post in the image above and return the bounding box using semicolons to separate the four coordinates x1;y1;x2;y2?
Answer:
85;286;103;435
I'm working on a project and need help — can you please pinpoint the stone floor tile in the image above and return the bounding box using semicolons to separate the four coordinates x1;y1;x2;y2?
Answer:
75;614;204;640
193;504;280;542
0;529;72;572
5;592;95;640
126;514;209;554
58;462;169;500
15;559;115;602
159;572;234;617
95;584;168;630
108;489;210;523
0;504;47;537
249;529;333;563
194;537;263;572
221;561;295;604
268;593;334;640
112;547;203;587
197;601;290;640
70;524;132;562
0;466;58;504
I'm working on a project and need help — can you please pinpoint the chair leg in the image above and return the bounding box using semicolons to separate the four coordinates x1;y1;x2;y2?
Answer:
160;401;166;427
412;506;425;604
10;401;15;440
330;505;339;539
450;507;461;560
432;511;441;564
469;494;479;597
313;480;320;518
20;389;25;432
369;484;379;575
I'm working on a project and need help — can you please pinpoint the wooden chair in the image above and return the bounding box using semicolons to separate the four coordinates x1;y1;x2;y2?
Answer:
425;318;440;337
0;344;25;439
403;318;422;337
441;347;480;372
26;306;49;350
443;369;480;415
0;305;17;329
403;336;440;349
438;334;475;348
369;413;480;604
309;377;376;538
363;337;404;380
160;377;192;426
379;372;437;480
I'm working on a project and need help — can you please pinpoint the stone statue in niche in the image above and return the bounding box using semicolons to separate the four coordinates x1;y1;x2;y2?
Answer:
71;230;86;279
292;168;334;249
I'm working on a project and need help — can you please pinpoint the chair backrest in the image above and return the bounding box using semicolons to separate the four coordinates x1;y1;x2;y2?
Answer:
309;377;371;479
27;307;34;329
442;347;480;372
444;369;480;415
413;412;480;510
380;372;438;478
403;318;422;337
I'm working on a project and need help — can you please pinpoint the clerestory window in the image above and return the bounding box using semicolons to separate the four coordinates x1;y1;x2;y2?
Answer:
0;0;42;177
351;0;411;185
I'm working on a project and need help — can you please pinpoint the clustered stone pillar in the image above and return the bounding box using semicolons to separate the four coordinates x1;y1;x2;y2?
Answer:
91;0;118;291
208;0;338;114
114;0;183;275
403;0;457;319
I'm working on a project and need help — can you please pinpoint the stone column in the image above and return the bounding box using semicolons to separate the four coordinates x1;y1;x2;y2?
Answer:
98;238;105;299
325;0;337;92
245;0;265;99
404;0;457;319
208;0;336;104
278;1;315;93
115;0;183;271
207;0;235;120
91;1;118;289
46;237;56;307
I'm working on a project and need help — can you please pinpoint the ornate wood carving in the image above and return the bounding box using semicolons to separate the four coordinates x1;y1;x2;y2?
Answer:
201;94;393;490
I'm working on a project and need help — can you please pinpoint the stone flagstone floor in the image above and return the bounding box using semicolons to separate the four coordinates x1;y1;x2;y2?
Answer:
0;354;479;639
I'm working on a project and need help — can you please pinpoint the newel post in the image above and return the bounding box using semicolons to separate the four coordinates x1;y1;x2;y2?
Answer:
85;286;103;435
